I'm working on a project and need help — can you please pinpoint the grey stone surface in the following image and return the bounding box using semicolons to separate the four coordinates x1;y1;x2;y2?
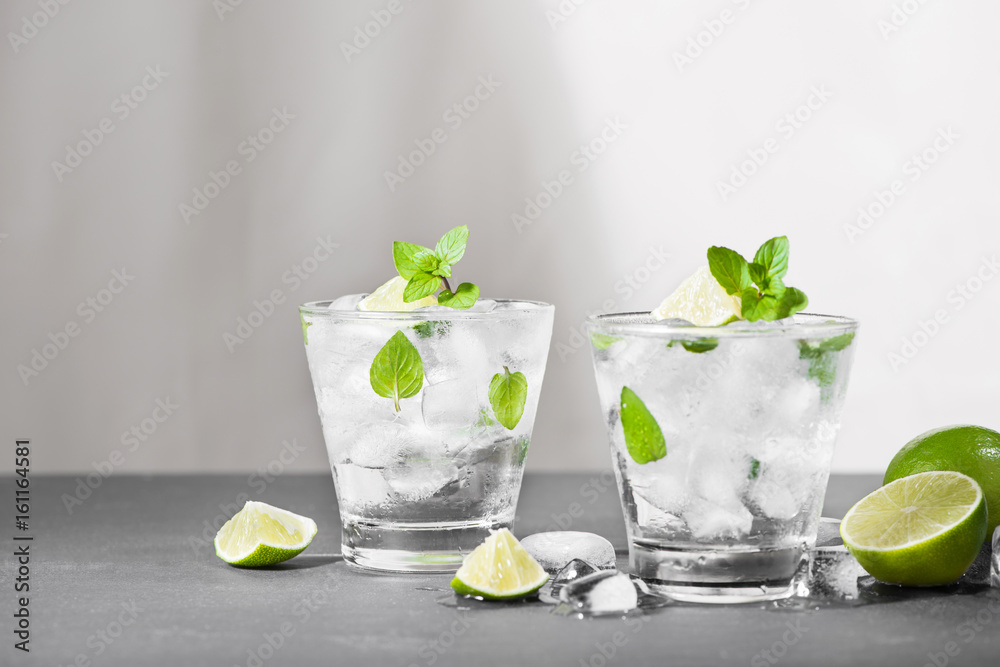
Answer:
3;473;998;666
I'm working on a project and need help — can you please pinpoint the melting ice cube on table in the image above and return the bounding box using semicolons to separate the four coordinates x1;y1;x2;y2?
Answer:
520;531;617;573
558;570;639;615
797;518;867;600
551;559;600;590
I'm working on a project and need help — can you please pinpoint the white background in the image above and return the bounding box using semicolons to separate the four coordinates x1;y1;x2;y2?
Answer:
2;0;998;476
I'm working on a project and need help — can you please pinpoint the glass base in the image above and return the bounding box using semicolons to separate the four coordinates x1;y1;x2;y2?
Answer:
630;541;805;603
341;518;504;573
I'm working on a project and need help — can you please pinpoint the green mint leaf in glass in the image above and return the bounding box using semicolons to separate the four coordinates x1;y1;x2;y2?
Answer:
488;366;528;430
412;320;451;338
680;338;719;353
799;332;855;388
753;236;790;282
300;312;312;345
707;246;751;296
516;435;530;465
590;332;622;350
434;225;469;266
748;458;761;480
369;330;424;412
393;241;435;280
438;282;480;309
403;272;441;303
620;386;666;464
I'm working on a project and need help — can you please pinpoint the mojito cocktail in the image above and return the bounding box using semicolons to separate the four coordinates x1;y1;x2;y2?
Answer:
587;237;857;601
300;226;554;572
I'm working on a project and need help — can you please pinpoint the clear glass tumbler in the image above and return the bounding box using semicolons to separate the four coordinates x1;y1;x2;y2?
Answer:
587;313;858;602
300;298;554;572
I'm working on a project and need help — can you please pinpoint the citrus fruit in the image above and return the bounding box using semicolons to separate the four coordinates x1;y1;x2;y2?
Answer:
450;528;549;599
215;501;317;567
840;471;987;586
884;424;1000;539
358;276;438;311
652;266;741;326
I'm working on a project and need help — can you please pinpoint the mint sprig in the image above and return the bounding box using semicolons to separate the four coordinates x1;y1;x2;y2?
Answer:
707;236;808;322
620;386;666;464
369;330;424;412
488;366;528;430
392;226;479;309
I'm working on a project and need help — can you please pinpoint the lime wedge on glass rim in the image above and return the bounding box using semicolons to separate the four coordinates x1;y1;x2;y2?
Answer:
214;501;318;567
358;276;438;311
840;471;987;586
652;265;741;326
451;528;549;599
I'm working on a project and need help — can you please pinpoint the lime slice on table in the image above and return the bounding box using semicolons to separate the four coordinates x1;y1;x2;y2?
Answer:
652;266;741;326
358;276;438;312
840;471;987;586
451;528;549;599
215;501;318;567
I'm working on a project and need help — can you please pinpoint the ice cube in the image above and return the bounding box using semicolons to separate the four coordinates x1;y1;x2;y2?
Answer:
814;517;843;548
558;570;639;615
992;526;999;587
551;559;600;589
346;422;416;469
327;293;364;310
422;379;482;432
683;496;753;539
333;463;392;510
520;532;616;573
804;547;866;600
384;460;460;501
747;474;799;521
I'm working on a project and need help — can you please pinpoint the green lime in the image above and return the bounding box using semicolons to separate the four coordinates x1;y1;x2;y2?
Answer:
451;528;548;599
884;424;1000;539
841;471;987;586
214;501;317;567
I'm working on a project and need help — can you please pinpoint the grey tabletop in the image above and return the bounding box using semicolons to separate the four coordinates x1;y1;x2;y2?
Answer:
2;473;997;667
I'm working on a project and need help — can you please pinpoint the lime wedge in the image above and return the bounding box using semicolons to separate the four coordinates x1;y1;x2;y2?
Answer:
214;501;318;567
358;276;438;311
840;471;987;586
652;266;741;326
451;528;548;599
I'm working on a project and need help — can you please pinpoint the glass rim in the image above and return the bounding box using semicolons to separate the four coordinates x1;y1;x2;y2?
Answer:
585;312;858;338
299;298;553;321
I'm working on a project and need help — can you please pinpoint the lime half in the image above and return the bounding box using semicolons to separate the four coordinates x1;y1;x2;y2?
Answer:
358;276;438;311
451;528;549;599
840;471;987;586
215;501;317;567
652;266;741;326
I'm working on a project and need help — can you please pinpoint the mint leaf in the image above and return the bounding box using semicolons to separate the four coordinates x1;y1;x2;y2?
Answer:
748;262;767;287
516;435;530;465
680;338;718;353
438;282;479;309
753;236;790;282
393;242;435;280
799;332;854;388
620;387;666;464
403;272;441;302
435;225;469;266
772;286;808;319
413;320;451;338
300;312;312;345
489;366;528;430
590;332;622;350
369;330;424;412
707;246;751;296
748;458;761;480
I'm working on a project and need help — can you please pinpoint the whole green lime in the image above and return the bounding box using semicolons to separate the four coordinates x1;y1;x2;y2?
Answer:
884;425;1000;540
